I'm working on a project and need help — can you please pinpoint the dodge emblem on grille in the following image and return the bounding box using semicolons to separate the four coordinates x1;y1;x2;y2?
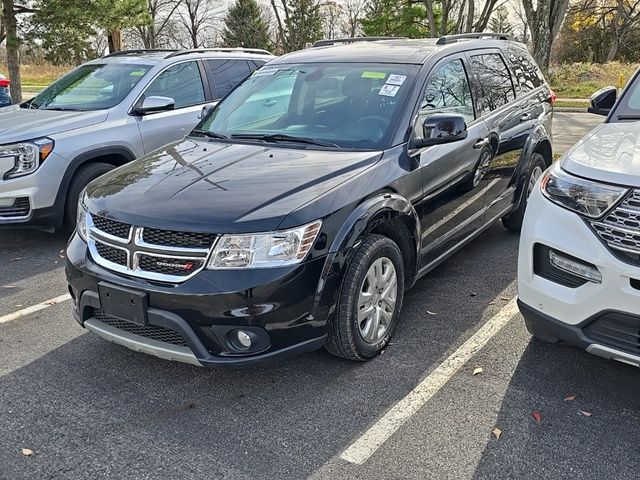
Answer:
156;261;194;270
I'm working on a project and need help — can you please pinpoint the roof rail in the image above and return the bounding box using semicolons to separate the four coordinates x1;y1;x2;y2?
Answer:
165;47;273;58
312;36;406;47
436;33;513;45
103;49;177;58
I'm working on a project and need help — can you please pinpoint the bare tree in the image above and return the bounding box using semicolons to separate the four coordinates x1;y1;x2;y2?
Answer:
522;0;570;70
136;0;181;49
341;0;363;37
179;0;223;48
424;0;437;36
605;0;640;61
322;1;343;39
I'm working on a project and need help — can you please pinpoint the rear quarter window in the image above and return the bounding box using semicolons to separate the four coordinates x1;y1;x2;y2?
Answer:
505;46;545;94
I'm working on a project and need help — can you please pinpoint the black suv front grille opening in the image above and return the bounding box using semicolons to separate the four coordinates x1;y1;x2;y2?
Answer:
92;309;188;347
142;228;217;249
584;312;640;356
95;242;127;267
138;254;204;276
92;215;131;239
0;197;30;217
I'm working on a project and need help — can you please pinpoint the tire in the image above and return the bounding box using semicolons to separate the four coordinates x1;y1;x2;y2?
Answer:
325;234;405;361
64;162;114;231
502;153;547;232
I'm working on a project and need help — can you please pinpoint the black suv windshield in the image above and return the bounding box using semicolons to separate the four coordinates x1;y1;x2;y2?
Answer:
613;72;640;120
25;63;152;111
198;63;419;150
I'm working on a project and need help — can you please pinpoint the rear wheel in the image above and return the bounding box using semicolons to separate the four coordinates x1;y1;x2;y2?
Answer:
64;162;114;231
325;234;405;361
502;153;546;232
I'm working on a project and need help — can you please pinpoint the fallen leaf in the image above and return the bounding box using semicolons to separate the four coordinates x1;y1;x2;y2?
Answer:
3;285;16;289
59;250;64;254
426;310;438;315
473;367;483;376
564;395;576;401
532;411;542;424
579;410;592;417
492;427;502;439
20;448;33;456
470;292;478;297
59;255;65;259
500;296;510;301
488;301;495;306
45;300;58;306
380;349;386;355
14;304;23;308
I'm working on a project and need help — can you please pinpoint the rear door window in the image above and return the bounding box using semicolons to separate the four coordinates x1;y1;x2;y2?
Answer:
206;59;252;99
471;53;516;113
142;61;205;108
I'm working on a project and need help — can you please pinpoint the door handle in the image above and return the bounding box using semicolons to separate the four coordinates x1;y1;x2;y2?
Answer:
520;112;532;121
473;138;490;149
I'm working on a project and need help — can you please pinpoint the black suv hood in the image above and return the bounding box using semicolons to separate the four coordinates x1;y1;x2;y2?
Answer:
86;138;381;233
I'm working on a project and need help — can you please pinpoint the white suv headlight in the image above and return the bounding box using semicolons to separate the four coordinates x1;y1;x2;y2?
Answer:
540;163;628;218
2;138;54;179
207;220;322;269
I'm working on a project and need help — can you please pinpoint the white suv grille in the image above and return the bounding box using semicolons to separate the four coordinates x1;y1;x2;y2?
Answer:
591;190;640;257
87;213;217;282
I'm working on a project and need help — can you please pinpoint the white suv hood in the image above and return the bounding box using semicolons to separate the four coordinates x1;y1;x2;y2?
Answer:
0;105;108;143
562;121;640;188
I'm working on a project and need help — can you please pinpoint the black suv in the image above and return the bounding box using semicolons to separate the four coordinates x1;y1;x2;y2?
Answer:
66;34;554;366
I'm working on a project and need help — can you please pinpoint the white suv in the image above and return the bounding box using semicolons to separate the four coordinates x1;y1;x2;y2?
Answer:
518;69;640;367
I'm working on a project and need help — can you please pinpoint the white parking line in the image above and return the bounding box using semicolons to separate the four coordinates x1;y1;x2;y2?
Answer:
0;294;71;324
340;296;520;465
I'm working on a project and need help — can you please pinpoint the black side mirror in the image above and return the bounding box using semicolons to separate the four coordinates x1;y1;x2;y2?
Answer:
588;86;617;116
411;114;468;149
133;95;175;116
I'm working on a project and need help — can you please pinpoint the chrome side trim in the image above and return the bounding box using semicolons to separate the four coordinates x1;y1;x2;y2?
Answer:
85;318;202;366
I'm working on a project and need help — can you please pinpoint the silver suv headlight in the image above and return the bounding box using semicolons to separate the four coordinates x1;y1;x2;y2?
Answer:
207;220;322;269
2;138;54;179
540;162;628;218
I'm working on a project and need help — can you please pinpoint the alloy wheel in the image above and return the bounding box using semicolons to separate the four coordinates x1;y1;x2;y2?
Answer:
357;257;398;344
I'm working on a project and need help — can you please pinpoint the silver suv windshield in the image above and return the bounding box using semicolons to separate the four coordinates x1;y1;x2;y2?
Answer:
24;63;152;111
197;63;419;150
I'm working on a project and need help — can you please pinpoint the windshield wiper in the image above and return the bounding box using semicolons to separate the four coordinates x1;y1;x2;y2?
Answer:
617;114;640;121
42;106;87;111
231;133;341;149
191;129;228;140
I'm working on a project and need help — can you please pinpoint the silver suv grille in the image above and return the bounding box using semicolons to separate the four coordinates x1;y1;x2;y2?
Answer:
87;213;217;282
591;189;640;259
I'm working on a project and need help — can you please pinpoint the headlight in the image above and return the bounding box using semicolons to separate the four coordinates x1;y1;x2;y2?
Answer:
2;137;54;179
540;163;628;218
207;220;322;269
76;194;88;242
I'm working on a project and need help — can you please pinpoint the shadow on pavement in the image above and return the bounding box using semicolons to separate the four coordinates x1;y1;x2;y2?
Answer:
472;338;640;480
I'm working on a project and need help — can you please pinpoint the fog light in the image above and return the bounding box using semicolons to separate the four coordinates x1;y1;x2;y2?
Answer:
549;250;602;283
235;330;252;349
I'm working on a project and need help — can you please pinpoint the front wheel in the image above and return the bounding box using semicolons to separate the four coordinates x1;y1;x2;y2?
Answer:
64;162;115;231
502;153;546;232
325;234;405;361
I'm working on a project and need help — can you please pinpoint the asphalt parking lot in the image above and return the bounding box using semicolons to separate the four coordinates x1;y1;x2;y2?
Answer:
2;112;638;480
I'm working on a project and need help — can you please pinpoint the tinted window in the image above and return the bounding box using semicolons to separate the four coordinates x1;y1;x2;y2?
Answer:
198;63;419;150
27;63;151;111
421;59;474;123
207;59;251;99
506;47;545;94
471;53;516;112
144;61;205;108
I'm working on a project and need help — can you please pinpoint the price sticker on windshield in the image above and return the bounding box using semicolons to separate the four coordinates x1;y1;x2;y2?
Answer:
386;74;406;86
379;84;400;97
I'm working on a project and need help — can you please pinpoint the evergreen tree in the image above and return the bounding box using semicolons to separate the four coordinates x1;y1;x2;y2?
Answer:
221;0;270;50
488;5;514;36
282;0;323;52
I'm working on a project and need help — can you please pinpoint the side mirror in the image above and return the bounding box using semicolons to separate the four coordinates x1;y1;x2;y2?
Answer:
412;114;468;149
134;96;175;116
588;86;617;116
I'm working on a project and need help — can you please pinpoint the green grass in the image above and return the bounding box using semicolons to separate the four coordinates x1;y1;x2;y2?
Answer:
0;63;70;89
549;61;639;99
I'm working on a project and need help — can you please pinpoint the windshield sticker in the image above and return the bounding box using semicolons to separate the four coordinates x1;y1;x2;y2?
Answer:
386;74;406;86
379;84;400;97
361;71;387;79
253;68;278;77
129;71;146;76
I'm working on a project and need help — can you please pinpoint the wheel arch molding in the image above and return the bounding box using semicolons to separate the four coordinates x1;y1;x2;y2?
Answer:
329;192;421;286
512;125;553;207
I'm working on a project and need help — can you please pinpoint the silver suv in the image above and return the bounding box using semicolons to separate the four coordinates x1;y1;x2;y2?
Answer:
0;48;273;230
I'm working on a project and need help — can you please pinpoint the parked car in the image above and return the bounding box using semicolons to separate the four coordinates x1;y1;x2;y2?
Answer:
0;48;273;230
519;68;640;367
67;34;554;366
0;74;12;107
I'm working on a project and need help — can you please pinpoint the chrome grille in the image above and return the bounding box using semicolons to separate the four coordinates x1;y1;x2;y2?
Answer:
87;213;217;283
92;309;188;347
0;197;30;218
592;190;640;260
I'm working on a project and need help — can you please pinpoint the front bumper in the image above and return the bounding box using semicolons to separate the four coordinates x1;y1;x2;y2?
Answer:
66;232;347;366
518;185;640;366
